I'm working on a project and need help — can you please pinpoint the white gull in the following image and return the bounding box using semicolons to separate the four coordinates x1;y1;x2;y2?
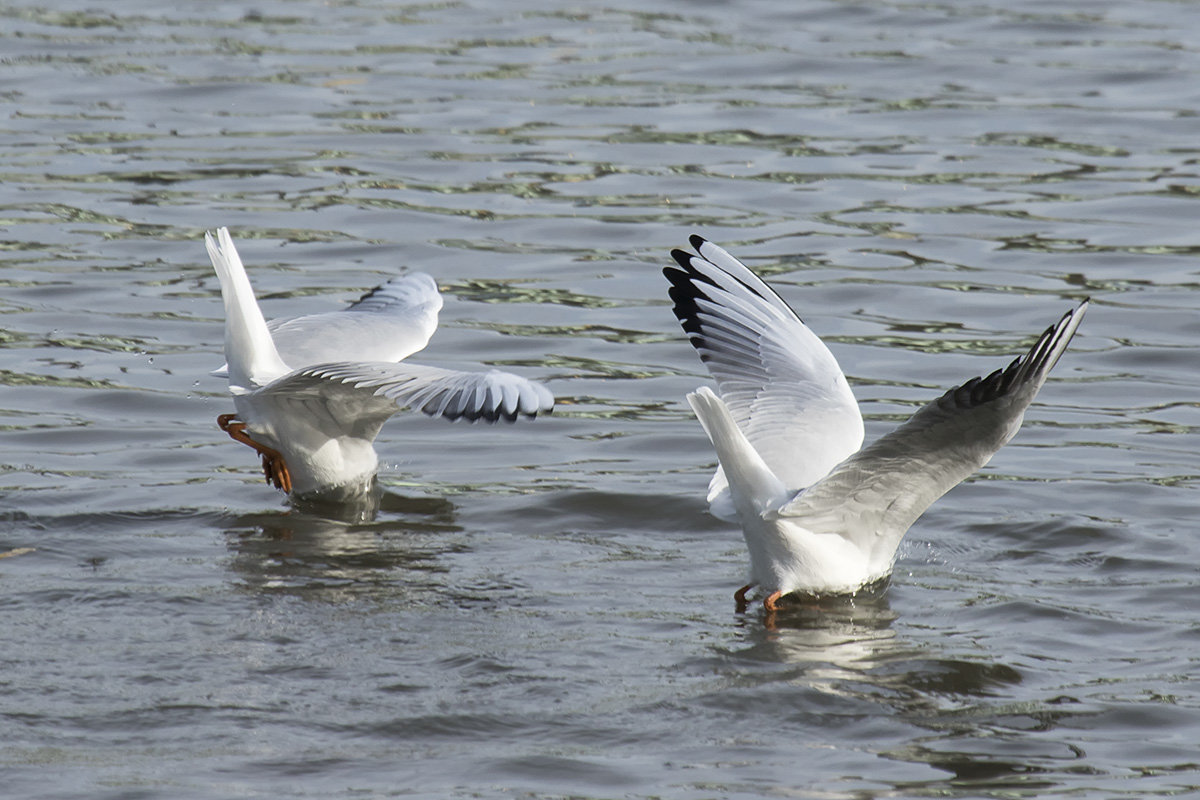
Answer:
206;227;553;498
665;235;1086;610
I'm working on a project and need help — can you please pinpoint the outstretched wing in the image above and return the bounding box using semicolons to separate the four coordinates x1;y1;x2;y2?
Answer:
777;300;1088;569
257;361;555;429
665;236;864;516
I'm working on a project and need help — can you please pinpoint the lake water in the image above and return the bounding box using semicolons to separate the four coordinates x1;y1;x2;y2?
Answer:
3;0;1200;797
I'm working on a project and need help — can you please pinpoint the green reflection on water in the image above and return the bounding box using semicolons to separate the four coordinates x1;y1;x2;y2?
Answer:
0;368;121;389
443;279;623;308
540;354;670;380
976;133;1131;158
1000;234;1200;256
458;320;665;344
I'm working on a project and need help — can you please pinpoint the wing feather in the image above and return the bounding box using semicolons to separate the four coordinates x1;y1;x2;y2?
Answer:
776;300;1088;567
266;272;442;367
664;237;865;506
257;361;554;426
345;272;442;315
213;271;443;377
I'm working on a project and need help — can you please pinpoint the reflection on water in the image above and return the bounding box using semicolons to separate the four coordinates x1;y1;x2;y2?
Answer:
734;591;904;683
224;490;459;599
722;594;1091;797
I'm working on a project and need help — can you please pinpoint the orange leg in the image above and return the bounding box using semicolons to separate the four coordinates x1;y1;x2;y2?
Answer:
217;414;293;493
734;583;754;612
763;590;783;612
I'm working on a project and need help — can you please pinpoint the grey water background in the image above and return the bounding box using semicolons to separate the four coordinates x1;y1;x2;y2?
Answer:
1;0;1198;797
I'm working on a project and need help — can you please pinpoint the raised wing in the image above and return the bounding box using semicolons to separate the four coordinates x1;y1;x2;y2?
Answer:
344;272;442;315
776;300;1088;570
258;361;555;426
213;272;443;378
265;272;443;368
665;236;865;513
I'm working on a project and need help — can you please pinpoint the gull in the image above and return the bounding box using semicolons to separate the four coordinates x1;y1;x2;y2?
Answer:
665;236;1087;611
205;227;554;498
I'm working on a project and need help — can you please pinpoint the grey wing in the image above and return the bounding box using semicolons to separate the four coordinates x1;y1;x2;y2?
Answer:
776;300;1088;566
665;236;865;512
259;360;555;425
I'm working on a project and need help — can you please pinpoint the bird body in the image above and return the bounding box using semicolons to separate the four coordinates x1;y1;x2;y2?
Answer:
205;228;553;498
666;236;1087;606
687;386;872;596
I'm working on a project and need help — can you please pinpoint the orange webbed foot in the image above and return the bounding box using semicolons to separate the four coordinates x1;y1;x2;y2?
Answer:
260;452;293;493
217;414;293;493
734;583;754;613
763;590;783;612
762;590;784;631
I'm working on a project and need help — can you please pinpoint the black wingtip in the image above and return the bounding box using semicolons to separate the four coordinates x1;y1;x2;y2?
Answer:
430;402;551;425
354;283;387;305
939;300;1086;412
668;248;695;271
688;234;708;252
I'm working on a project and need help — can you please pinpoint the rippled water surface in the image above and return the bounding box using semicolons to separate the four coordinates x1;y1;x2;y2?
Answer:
3;0;1200;797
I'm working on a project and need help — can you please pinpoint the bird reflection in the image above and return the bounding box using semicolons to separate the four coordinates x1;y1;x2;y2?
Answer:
287;475;387;522
732;585;905;681
221;484;461;601
732;588;1023;701
722;590;1066;795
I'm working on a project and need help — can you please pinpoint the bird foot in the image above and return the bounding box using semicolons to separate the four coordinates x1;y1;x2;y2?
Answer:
763;590;783;612
258;452;293;493
734;583;754;613
762;591;785;631
734;585;785;626
217;414;293;493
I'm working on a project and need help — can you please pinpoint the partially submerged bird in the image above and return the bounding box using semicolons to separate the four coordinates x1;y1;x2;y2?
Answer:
205;227;554;498
665;236;1086;611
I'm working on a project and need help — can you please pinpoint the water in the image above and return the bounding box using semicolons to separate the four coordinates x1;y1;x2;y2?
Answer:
2;0;1199;796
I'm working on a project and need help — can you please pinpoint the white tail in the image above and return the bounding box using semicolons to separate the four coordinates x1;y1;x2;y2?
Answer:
686;386;788;513
205;228;290;390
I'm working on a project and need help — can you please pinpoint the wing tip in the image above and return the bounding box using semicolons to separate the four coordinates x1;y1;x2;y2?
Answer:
427;380;554;424
348;271;442;313
940;297;1088;410
666;248;694;273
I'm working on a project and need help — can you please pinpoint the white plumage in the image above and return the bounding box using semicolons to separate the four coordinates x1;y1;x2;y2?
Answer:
665;235;1086;609
206;228;554;498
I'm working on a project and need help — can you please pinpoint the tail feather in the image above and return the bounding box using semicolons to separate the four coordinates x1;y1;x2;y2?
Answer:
205;228;290;390
686;386;788;514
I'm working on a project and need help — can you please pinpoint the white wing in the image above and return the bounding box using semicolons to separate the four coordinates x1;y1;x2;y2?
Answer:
213;272;443;377
266;272;443;367
777;300;1088;569
256;361;555;428
665;236;864;516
